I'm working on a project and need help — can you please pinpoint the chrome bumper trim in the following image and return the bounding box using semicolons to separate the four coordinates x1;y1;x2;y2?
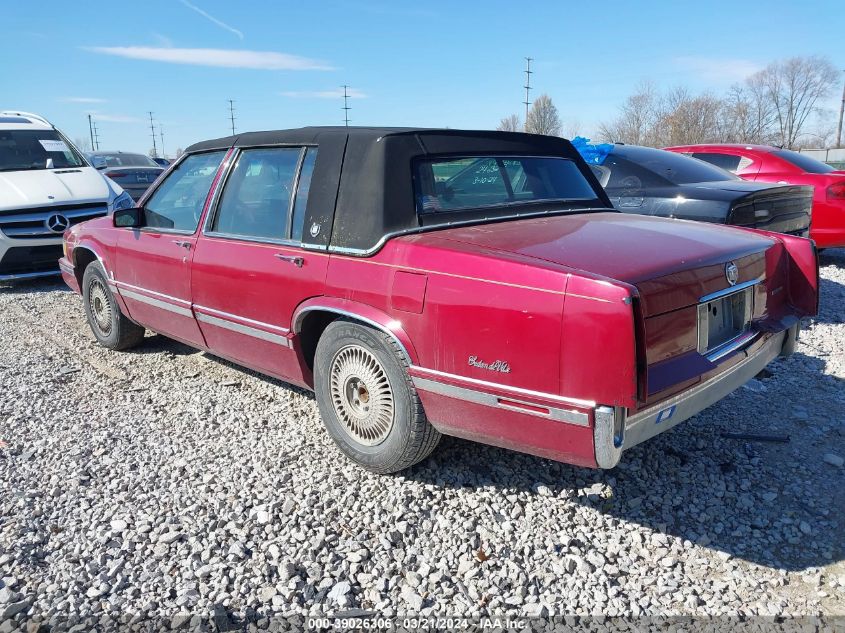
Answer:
594;330;786;469
412;376;590;427
0;270;61;282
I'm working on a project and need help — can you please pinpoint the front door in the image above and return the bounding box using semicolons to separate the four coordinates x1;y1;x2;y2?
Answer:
113;150;228;346
191;146;327;384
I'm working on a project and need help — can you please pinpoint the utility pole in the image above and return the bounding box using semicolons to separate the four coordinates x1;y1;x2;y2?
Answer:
342;85;351;127
87;114;95;151
523;57;533;130
92;121;101;151
159;125;166;160
228;99;236;136
837;69;845;149
148;111;158;157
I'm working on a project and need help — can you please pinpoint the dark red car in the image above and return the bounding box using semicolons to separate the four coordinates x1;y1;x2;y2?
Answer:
665;144;845;249
60;128;818;473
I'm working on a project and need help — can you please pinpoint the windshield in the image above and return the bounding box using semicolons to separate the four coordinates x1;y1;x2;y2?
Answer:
0;129;86;172
773;149;836;174
617;146;739;185
414;156;599;213
90;152;159;169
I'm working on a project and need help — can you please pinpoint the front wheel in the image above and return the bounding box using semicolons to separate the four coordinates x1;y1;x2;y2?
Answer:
82;262;145;350
313;320;440;473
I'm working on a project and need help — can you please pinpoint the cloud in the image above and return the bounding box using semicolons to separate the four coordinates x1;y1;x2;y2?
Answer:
281;88;367;99
179;0;243;40
84;46;334;71
85;112;144;124
674;56;762;84
62;97;106;104
151;32;174;48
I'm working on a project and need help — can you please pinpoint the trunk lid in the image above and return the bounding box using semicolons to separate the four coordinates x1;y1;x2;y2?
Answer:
726;185;812;235
425;211;775;316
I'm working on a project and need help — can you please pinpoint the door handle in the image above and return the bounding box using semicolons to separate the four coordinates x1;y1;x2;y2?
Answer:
275;253;304;268
172;240;192;250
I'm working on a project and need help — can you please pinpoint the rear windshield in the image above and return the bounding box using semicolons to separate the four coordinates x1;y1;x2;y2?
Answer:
617;146;739;185
0;130;86;172
772;149;836;174
414;156;598;214
90;153;159;168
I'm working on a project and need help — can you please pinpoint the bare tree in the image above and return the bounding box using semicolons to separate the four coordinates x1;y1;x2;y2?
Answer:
753;56;838;148
597;81;660;144
497;114;521;132
525;94;561;136
656;87;722;146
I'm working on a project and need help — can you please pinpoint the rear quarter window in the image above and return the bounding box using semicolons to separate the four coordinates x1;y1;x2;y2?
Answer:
414;155;597;214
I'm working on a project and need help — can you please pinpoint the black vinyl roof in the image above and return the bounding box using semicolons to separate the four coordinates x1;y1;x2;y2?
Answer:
186;127;610;253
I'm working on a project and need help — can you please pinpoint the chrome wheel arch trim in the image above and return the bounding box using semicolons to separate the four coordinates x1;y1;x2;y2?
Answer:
292;305;415;365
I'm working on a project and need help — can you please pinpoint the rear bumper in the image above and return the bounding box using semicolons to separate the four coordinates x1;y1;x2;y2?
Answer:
594;327;794;468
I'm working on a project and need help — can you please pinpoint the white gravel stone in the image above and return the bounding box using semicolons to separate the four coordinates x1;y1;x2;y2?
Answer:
1;250;845;620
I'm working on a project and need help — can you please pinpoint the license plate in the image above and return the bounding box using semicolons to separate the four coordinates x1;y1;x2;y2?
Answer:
697;287;753;357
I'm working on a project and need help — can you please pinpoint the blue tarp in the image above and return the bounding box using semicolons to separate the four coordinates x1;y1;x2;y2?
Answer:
571;136;614;165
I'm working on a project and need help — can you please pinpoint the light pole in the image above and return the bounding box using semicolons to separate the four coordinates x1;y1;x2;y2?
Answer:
837;69;845;149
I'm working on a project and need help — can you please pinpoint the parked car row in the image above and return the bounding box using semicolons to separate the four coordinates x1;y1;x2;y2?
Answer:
0;111;166;281
58;127;819;474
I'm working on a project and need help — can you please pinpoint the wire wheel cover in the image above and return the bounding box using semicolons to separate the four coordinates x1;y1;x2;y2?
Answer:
88;278;113;335
329;344;395;446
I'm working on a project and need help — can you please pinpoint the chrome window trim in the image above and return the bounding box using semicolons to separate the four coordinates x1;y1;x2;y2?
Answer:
325;206;615;257
412;376;590;427
203;146;307;245
410;365;596;408
138;149;230;236
195;312;290;347
202;231;304;249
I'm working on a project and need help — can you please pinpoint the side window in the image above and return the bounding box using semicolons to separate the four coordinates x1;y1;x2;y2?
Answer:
603;157;666;190
212;148;301;240
691;152;743;173
291;148;317;242
144;151;225;231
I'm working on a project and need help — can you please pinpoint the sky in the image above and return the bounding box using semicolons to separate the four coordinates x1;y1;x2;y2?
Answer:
3;0;843;157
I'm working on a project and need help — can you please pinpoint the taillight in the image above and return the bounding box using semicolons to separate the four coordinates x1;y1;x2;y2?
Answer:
827;181;845;200
108;172;128;178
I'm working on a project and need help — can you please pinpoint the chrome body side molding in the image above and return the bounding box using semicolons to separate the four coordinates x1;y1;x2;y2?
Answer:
194;310;290;347
412;376;590;427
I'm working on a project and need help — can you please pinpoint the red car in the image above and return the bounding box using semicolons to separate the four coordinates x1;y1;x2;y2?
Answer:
665;144;845;249
59;128;818;473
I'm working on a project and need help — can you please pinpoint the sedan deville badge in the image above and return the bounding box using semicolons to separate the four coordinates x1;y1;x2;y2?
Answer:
468;355;511;373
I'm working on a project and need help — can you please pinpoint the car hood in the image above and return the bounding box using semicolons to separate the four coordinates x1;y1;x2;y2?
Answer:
0;167;111;211
420;212;775;315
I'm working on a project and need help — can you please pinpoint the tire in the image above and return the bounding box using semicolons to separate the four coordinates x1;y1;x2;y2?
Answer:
313;320;441;473
82;262;145;351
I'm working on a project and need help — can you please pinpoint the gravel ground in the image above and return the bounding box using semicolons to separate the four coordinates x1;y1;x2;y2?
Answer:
1;250;844;629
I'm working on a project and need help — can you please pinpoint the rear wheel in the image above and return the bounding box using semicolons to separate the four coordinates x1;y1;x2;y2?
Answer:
82;262;145;350
314;320;440;473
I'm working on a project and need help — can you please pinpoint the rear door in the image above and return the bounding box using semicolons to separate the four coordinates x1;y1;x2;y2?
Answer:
191;146;327;384
113;150;227;346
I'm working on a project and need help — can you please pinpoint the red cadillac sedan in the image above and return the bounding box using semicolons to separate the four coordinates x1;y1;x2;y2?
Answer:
665;144;845;249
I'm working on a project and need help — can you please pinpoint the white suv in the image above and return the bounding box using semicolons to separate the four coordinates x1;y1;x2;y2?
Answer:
0;111;133;281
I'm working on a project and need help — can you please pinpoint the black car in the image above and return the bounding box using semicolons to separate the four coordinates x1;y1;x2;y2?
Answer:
584;144;812;236
86;151;165;201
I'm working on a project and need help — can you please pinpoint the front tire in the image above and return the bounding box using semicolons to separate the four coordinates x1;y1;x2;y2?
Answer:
82;262;145;351
314;320;441;473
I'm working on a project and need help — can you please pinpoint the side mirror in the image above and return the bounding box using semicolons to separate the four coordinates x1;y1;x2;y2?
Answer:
113;207;143;228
